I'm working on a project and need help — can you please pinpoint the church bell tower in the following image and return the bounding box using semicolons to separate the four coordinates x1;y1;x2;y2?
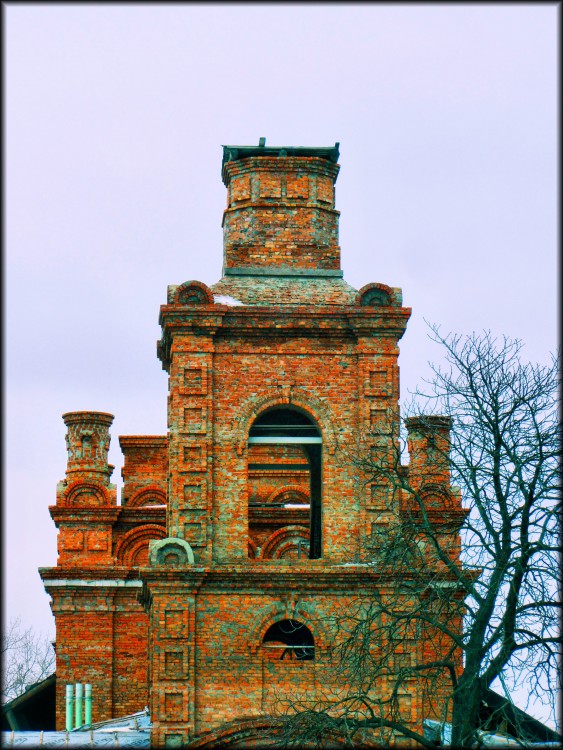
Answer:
143;141;413;746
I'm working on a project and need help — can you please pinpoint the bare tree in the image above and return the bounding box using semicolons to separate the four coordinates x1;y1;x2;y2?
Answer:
1;618;55;703
274;328;560;748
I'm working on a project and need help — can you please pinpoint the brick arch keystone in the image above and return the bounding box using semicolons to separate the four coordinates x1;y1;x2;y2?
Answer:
246;600;330;653
233;388;339;457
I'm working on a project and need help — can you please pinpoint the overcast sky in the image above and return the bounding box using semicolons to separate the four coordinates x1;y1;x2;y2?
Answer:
4;2;558;725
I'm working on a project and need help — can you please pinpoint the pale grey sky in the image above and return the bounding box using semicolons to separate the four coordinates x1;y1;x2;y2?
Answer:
5;2;558;725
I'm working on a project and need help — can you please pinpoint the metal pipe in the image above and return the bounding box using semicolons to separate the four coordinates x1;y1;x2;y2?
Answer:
65;684;74;732
84;684;92;725
75;682;83;729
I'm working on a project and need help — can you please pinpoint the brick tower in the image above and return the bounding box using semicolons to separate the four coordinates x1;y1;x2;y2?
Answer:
40;141;465;747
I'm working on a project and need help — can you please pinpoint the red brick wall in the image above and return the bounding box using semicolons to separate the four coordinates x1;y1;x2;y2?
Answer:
42;414;167;728
222;156;341;272
119;436;168;505
41;146;465;746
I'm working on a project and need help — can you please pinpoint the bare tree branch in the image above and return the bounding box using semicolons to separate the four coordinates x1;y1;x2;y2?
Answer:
1;618;55;703
272;328;560;748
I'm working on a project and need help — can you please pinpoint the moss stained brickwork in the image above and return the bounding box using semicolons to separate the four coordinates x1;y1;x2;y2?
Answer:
40;141;466;747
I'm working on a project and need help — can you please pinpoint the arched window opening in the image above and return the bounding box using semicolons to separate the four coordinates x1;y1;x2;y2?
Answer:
247;408;322;559
81;435;92;458
262;619;314;661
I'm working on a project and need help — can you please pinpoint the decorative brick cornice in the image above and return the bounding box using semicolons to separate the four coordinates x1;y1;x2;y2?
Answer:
139;563;470;596
139;563;398;593
222;154;340;186
346;307;411;339
248;508;308;524
158;304;411;341
49;506;121;526
39;565;142;582
118;435;168;449
117;508;166;525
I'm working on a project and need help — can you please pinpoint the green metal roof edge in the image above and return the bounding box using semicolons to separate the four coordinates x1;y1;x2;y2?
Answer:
221;141;340;171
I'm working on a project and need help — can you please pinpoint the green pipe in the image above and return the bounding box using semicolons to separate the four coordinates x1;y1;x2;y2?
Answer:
85;684;92;725
75;682;83;729
65;684;73;732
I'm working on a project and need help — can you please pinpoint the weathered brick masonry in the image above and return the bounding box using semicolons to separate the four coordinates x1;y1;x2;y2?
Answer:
40;141;465;747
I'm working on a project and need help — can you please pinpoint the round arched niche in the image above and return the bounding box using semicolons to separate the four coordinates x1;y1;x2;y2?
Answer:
247;600;330;654
356;282;397;307
418;482;455;510
148;537;195;566
260;525;310;560
249;405;321;437
174;280;214;306
63;480;111;507
267;486;309;506
127;485;167;509
114;524;166;566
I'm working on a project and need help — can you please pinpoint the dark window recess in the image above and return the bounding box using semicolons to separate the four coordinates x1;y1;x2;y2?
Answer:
262;619;314;660
248;463;309;471
248;408;323;559
249;409;320;438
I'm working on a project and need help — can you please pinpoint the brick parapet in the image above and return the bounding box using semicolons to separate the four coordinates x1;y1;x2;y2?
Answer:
157;305;412;375
119;436;168;505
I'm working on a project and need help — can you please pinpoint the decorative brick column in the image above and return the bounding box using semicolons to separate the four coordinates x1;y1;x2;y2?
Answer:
62;411;115;482
52;412;118;566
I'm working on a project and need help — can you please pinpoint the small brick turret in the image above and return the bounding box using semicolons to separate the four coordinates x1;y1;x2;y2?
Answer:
405;415;453;488
52;412;118;566
404;415;467;565
221;140;341;274
62;411;115;482
43;411;166;726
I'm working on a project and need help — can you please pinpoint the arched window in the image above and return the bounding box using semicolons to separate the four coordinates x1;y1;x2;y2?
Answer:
247;408;322;559
262;619;314;661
